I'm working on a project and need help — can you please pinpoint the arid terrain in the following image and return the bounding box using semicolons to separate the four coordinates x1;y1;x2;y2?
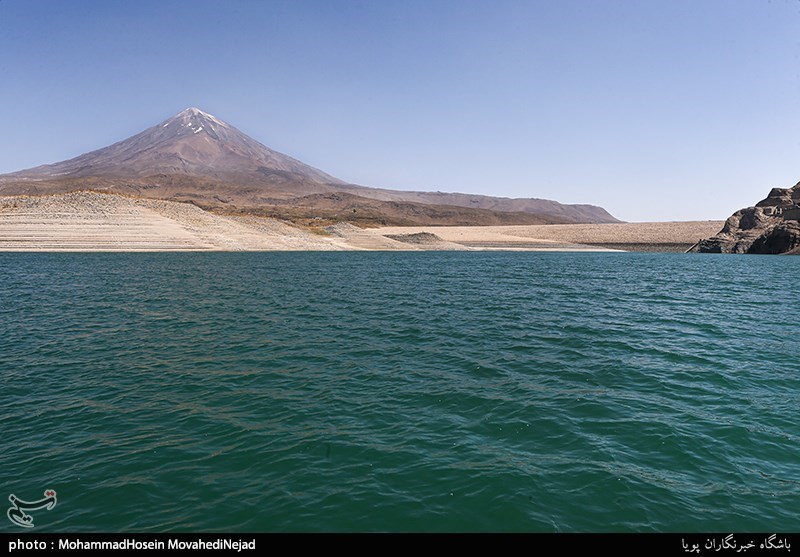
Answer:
0;191;719;252
0;191;344;251
373;221;725;252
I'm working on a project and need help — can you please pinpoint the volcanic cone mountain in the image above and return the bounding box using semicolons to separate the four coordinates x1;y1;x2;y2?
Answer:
2;108;341;192
0;108;618;225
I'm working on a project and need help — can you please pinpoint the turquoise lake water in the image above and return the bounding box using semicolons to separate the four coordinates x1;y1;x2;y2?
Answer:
1;252;798;532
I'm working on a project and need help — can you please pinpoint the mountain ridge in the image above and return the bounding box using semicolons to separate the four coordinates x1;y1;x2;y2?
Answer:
0;108;619;225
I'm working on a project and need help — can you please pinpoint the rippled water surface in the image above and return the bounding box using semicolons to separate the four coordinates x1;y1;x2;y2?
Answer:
1;252;798;532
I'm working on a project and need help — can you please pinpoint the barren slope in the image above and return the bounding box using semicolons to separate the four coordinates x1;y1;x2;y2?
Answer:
0;192;344;251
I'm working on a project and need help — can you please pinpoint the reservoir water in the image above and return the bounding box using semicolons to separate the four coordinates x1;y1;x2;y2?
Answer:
1;252;798;532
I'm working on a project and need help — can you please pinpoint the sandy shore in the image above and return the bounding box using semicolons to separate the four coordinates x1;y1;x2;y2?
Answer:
0;192;723;252
373;222;724;252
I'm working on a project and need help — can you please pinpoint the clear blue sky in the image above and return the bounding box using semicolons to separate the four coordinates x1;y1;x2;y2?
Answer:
1;0;798;221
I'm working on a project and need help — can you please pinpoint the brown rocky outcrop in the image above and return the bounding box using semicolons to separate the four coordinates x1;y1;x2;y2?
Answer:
691;182;800;254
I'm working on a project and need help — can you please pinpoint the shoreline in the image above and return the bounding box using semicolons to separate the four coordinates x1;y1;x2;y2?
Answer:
0;191;723;253
371;222;724;253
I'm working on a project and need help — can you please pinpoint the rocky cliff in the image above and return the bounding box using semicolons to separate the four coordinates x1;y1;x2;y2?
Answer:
691;182;800;254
